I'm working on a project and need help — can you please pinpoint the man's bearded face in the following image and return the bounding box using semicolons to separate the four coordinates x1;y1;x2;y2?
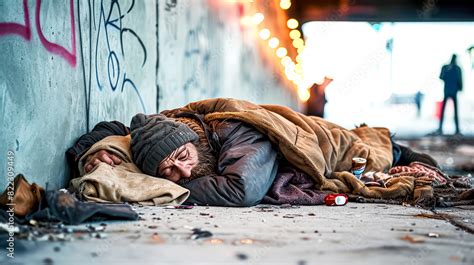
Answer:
156;140;216;184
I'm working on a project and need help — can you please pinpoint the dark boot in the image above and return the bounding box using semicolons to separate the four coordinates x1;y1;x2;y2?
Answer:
398;145;440;168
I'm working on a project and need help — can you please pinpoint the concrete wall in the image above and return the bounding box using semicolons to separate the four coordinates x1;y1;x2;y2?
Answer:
0;0;299;190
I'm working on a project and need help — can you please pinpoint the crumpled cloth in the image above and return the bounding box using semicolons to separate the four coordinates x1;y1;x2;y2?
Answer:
70;135;190;206
263;166;329;205
0;189;138;225
360;162;450;188
388;162;448;185
263;161;472;207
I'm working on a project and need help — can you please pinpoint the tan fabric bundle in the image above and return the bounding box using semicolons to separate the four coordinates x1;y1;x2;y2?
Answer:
70;135;190;206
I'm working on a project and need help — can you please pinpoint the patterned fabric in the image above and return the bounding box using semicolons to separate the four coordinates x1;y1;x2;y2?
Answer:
388;162;448;185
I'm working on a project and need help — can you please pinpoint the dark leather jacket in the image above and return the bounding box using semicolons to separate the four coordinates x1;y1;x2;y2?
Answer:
66;119;278;206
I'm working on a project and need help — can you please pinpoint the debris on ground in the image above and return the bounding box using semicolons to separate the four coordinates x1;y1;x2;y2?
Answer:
151;232;165;244
12;222;110;242
400;234;425;243
190;228;213;240
235;253;248;260
165;205;194;209
204;238;224;244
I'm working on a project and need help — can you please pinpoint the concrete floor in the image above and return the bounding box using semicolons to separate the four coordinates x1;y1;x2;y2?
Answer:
6;203;474;265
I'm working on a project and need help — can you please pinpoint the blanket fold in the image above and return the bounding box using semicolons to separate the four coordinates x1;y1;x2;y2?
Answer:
70;135;190;206
166;98;417;199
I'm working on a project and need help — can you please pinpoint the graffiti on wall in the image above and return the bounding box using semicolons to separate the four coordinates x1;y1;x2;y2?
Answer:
78;0;148;130
0;0;148;132
0;0;77;67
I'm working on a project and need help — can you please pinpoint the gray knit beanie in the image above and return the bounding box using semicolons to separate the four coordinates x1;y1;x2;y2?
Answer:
130;113;199;176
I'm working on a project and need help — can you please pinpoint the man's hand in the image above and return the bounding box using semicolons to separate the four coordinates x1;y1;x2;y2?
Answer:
84;150;122;173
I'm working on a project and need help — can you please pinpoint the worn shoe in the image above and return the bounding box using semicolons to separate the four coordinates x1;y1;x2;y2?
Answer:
0;174;45;217
398;145;440;169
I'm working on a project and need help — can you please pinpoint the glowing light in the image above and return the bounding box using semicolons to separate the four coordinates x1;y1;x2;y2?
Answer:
280;57;291;67
298;86;310;101
292;38;304;48
259;28;270;40
295;64;303;75
268;37;279;49
295;54;302;63
252;13;264;25
276;47;287;58
289;29;301;40
240;16;252;26
287;18;299;29
280;0;291;10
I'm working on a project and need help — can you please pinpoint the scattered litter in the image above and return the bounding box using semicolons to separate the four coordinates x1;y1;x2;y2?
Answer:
324;194;348;206
95;233;107;239
427;232;439;238
297;260;308;265
205;238;224;244
238;238;254;245
199;212;210;216
254;205;275;212
400;235;425;244
314;230;319;233
190;228;213;240
307;213;316;216
165;205;194;209
236;253;248;260
282;214;303;219
151;232;164;244
148;225;158;229
43;257;54;264
13;222;112;242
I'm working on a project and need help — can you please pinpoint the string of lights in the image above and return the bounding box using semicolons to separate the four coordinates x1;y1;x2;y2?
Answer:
239;0;310;101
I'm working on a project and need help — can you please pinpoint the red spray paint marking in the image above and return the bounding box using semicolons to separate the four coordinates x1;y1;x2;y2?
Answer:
0;0;32;40
35;0;76;67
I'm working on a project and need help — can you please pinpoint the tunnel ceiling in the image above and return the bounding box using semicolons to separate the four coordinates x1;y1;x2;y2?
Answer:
291;0;474;23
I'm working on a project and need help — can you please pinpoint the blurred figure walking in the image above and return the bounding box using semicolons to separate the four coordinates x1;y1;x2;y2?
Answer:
306;76;333;118
436;54;463;135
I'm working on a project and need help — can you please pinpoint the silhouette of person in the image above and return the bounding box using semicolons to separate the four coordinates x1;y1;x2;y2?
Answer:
437;54;463;135
306;76;333;118
414;91;424;118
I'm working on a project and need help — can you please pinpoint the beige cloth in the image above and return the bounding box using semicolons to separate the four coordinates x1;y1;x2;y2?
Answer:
70;135;190;206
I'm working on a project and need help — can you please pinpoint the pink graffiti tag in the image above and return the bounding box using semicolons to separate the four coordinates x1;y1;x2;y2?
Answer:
0;0;76;67
0;0;32;40
35;0;76;67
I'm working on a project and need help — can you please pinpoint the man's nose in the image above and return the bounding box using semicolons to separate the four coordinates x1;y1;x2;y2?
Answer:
172;160;192;179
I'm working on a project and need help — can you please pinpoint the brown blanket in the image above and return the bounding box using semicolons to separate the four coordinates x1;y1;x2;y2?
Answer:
162;98;426;200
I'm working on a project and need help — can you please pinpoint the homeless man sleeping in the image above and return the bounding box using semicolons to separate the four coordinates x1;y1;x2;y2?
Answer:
67;98;447;207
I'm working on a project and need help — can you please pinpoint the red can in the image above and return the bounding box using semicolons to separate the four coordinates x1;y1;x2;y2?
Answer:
324;194;348;206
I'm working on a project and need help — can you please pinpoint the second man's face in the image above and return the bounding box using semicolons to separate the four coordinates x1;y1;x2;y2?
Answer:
156;142;199;183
